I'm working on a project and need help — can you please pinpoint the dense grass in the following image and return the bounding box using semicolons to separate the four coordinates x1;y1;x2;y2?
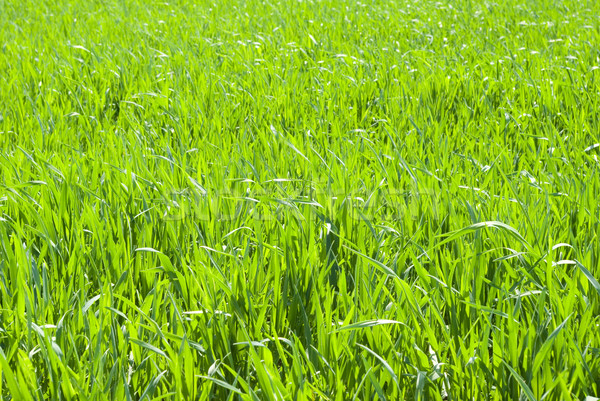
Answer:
1;0;600;399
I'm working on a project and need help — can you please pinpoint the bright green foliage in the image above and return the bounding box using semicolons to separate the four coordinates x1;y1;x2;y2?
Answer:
1;0;599;399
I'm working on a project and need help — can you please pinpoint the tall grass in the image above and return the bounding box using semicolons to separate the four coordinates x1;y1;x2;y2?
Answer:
0;0;599;399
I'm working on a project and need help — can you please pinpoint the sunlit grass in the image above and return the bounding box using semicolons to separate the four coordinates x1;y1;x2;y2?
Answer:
0;0;599;399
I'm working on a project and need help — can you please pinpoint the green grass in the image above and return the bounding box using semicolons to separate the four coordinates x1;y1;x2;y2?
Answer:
1;0;600;399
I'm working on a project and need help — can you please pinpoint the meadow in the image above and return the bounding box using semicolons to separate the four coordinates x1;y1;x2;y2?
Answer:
1;0;599;399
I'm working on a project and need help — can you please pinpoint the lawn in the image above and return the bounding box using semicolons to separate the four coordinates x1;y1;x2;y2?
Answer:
0;0;599;399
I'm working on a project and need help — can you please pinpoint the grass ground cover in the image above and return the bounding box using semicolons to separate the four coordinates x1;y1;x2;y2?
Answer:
1;0;600;399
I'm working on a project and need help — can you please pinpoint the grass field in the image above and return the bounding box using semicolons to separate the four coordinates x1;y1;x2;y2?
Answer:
1;0;600;399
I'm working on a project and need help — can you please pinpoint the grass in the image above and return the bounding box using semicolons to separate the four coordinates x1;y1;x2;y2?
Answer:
0;0;599;399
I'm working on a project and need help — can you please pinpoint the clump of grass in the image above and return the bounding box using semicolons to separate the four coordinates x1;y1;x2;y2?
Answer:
1;0;599;399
